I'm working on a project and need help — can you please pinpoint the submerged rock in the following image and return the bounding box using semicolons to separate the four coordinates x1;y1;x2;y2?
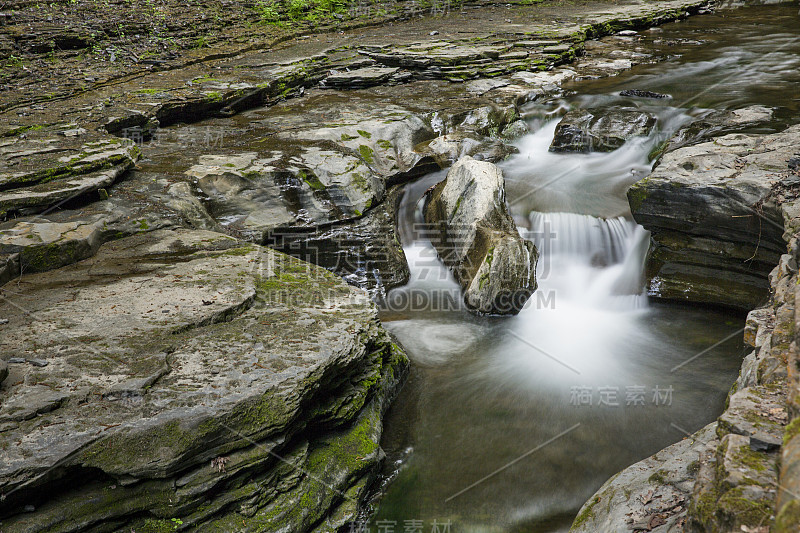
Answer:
619;88;671;99
549;108;657;153
424;156;537;315
0;228;408;532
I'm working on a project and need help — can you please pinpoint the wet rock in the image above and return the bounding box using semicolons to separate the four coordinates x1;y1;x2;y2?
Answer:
449;104;519;138
424;156;537;315
570;422;717;532
501;119;530;140
185;150;379;240
629;125;800;310
620;89;670;99
164;181;222;232
265;186;410;297
415;133;518;167
324;67;400;89
658;105;775;158
550;108;657;153
0;228;408;532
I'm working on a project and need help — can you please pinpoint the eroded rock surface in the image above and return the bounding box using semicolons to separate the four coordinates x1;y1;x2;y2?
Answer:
0;228;408;532
424;156;537;315
0;127;140;218
629;125;800;310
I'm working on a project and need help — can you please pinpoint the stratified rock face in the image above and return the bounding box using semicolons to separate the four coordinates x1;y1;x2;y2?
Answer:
629;125;800;310
549;108;657;153
0;229;408;532
424;156;537;315
0;127;140;218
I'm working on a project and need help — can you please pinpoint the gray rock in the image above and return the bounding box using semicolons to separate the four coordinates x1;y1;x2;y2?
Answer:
0;133;139;218
629;125;800;310
324;67;400;89
449;104;519;138
265;185;410;297
750;432;781;452
0;359;6;386
415;133;518;167
424;156;537;315
571;422;718;532
0;228;408;532
0;217;109;274
656;105;775;159
164;181;222;232
550;108;657;153
281;112;438;182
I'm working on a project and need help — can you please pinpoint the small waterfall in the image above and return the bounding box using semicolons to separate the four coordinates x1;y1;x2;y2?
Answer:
524;212;649;311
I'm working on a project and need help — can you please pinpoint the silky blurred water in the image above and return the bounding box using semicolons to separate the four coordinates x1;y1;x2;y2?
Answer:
371;4;799;532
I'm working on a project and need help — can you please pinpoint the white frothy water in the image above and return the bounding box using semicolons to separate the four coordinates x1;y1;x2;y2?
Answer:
502;119;654;219
387;104;693;385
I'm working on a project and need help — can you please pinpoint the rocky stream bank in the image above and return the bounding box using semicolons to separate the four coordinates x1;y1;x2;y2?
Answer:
2;0;800;531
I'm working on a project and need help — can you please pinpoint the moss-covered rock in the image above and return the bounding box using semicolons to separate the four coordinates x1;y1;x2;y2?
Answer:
0;228;408;532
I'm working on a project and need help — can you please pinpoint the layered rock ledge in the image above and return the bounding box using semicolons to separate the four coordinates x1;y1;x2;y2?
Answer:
629;125;800;311
0;229;408;532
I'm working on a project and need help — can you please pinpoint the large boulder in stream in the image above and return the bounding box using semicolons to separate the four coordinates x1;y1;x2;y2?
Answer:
424;156;537;315
0;228;408;532
550;108;657;153
629;124;800;310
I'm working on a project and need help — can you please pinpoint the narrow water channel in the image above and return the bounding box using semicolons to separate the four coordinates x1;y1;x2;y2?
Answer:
371;4;800;531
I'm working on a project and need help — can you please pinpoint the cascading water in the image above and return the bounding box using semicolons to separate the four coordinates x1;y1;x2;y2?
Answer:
368;4;800;529
373;103;743;531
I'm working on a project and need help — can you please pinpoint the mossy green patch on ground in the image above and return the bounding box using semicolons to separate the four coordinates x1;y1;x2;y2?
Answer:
717;486;773;526
785;417;800;445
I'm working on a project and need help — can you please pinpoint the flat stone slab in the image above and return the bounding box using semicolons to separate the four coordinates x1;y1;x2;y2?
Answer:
0;131;139;218
0;217;109;275
325;66;399;88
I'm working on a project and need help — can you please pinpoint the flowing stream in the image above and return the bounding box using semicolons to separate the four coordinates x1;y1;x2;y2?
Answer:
371;4;800;532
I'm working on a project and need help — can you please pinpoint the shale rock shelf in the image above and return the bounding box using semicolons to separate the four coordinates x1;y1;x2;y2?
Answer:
0;229;408;532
